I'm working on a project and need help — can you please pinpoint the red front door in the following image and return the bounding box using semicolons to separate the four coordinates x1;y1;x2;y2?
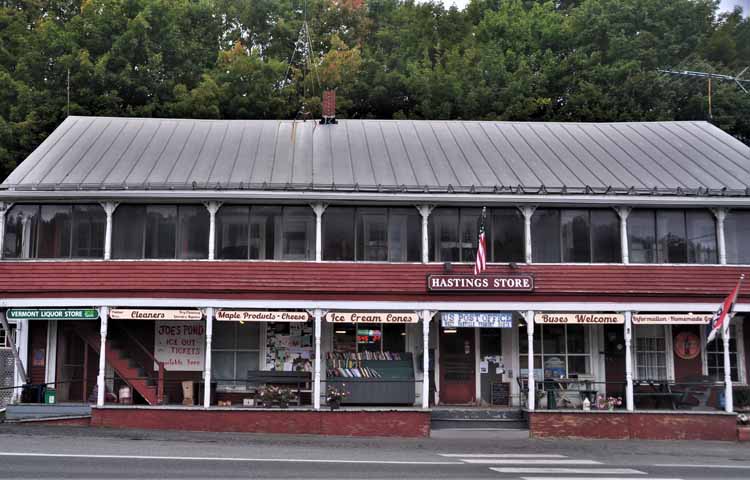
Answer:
439;328;475;404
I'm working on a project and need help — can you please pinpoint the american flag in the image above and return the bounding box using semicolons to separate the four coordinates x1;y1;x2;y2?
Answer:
707;274;745;344
474;207;487;276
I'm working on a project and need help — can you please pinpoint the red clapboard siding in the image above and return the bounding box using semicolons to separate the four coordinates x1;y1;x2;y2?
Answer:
0;262;747;302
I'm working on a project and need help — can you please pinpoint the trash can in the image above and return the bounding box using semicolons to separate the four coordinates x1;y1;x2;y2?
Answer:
547;389;557;410
21;384;45;403
44;388;56;404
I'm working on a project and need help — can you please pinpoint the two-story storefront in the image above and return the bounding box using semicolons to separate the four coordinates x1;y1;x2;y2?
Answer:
0;116;748;438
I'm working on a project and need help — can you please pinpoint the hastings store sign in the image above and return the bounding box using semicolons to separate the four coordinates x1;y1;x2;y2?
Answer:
535;313;625;324
326;312;419;323
216;310;309;322
427;274;534;292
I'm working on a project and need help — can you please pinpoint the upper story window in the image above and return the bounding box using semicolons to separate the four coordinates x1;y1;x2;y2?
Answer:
323;207;420;261
216;206;314;260
3;204;105;259
531;208;619;263
429;207;524;263
725;210;750;265
112;204;209;259
627;209;717;264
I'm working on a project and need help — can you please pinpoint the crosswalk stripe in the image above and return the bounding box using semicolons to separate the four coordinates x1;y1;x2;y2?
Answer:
465;459;601;465
490;467;646;474
521;478;681;480
439;454;567;458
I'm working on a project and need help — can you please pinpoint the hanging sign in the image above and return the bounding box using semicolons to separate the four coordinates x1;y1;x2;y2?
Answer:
216;310;309;322
442;312;513;328
535;313;625;325
674;332;701;360
154;321;205;371
632;314;712;325
427;274;534;292
325;312;419;323
110;309;203;320
6;308;99;321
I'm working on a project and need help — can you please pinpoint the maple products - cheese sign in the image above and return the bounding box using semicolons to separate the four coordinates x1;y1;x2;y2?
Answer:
427;274;534;292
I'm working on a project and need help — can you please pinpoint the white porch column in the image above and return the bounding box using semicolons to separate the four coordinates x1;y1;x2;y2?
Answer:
616;207;631;264
723;325;734;413
712;208;727;265
311;204;327;262
204;307;213;408
518;207;536;263
205;202;222;261
526;310;535;411
0;202;11;259
100;202;118;260
45;320;58;387
313;308;322;410
624;311;634;411
96;306;109;407
422;309;431;409
416;205;434;264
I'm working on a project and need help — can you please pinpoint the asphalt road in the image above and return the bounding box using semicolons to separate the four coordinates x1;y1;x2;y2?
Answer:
0;424;749;479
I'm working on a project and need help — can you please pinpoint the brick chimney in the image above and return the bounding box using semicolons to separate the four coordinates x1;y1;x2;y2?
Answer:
321;90;337;124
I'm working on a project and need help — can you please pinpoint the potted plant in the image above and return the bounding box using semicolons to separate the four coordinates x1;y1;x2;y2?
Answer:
596;394;622;411
326;385;349;410
257;386;296;408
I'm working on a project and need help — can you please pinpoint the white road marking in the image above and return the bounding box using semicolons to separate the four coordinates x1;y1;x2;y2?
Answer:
654;463;750;470
491;467;646;474
464;458;601;465
439;453;567;458
522;478;682;480
0;452;462;466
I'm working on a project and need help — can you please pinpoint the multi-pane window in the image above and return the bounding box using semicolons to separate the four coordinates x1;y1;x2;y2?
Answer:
634;325;668;380
0;324;15;348
705;325;740;382
531;209;619;263
430;207;524;262
333;323;406;353
112;205;209;259
725;210;750;264
322;207;420;261
628;209;717;264
519;324;591;378
3;204;105;259
215;206;314;260
212;322;260;383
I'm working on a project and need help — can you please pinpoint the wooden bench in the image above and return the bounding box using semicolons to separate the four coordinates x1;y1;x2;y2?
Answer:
246;371;312;405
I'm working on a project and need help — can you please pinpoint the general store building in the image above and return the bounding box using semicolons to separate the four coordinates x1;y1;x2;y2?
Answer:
0;116;748;438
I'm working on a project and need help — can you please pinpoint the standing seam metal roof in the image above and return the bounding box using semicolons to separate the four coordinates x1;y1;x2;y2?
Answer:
2;116;748;195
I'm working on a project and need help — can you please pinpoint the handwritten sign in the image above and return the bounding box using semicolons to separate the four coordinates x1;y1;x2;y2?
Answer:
154;321;205;371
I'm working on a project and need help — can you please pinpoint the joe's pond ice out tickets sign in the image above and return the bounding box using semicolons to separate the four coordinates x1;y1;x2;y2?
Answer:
154;321;205;371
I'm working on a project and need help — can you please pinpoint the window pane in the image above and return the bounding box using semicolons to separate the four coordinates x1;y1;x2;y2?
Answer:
725;210;750;264
566;325;588;354
236;322;260;350
236;352;260;376
656;210;686;263
635;325;667;380
112;205;146;259
212;352;234;382
542;325;565;354
37;205;71;258
706;325;739;382
251;206;280;259
387;208;420;262
281;207;314;260
145;206;177;258
213;322;236;349
357;323;382;352
359;209;388;261
323;207;355;260
591;209;620;262
628;210;655;263
459;210;480;262
383;324;406;352
490;208;524;262
568;356;590;376
532;209;560;262
686;210;717;264
430;208;459;262
543;355;566;378
561;209;590;262
177;205;209;259
216;206;249;259
72;205;105;258
3;205;39;258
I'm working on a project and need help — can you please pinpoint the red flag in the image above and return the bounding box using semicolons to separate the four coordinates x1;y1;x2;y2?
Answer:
474;207;487;276
707;274;745;344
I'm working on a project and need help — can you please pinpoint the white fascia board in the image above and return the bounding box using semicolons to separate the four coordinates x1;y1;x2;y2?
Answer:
0;297;746;312
1;190;750;207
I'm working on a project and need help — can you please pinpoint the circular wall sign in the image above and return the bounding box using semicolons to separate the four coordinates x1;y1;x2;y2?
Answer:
674;332;701;360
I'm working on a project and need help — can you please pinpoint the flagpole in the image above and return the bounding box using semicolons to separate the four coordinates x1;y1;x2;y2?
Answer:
723;274;744;413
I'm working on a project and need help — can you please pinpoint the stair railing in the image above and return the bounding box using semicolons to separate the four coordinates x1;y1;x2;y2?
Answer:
112;325;166;405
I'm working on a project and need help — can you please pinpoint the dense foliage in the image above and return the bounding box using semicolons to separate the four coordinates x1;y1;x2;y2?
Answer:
1;0;748;181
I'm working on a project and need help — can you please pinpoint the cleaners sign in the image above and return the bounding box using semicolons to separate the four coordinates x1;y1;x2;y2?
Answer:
154;321;205;371
6;308;99;320
535;313;625;325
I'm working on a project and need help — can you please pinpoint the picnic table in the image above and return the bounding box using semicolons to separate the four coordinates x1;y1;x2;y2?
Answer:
633;380;682;409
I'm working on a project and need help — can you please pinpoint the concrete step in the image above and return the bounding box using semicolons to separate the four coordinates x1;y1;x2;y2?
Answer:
431;408;524;421
430;419;529;430
5;403;91;420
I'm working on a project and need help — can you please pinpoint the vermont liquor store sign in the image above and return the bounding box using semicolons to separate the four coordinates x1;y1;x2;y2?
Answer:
7;308;99;320
427;274;534;292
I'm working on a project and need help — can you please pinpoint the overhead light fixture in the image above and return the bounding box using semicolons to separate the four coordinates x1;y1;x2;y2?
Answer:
444;329;457;334
401;332;407;336
335;330;347;334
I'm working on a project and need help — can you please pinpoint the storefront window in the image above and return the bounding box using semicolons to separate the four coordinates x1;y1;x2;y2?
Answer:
634;325;668;380
333;323;406;353
705;325;740;382
212;322;260;384
532;209;619;263
3;204;105;259
519;324;591;378
725;210;750;264
628;209;716;264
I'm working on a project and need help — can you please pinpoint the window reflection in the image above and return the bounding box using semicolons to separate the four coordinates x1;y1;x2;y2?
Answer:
725;210;750;264
628;209;716;264
532;208;619;263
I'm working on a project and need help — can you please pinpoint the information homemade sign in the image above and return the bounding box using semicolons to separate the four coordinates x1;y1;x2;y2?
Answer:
534;313;625;325
110;309;202;320
442;312;513;328
325;312;419;323
216;310;309;322
632;314;712;325
6;308;99;320
154;321;205;371
427;274;534;292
